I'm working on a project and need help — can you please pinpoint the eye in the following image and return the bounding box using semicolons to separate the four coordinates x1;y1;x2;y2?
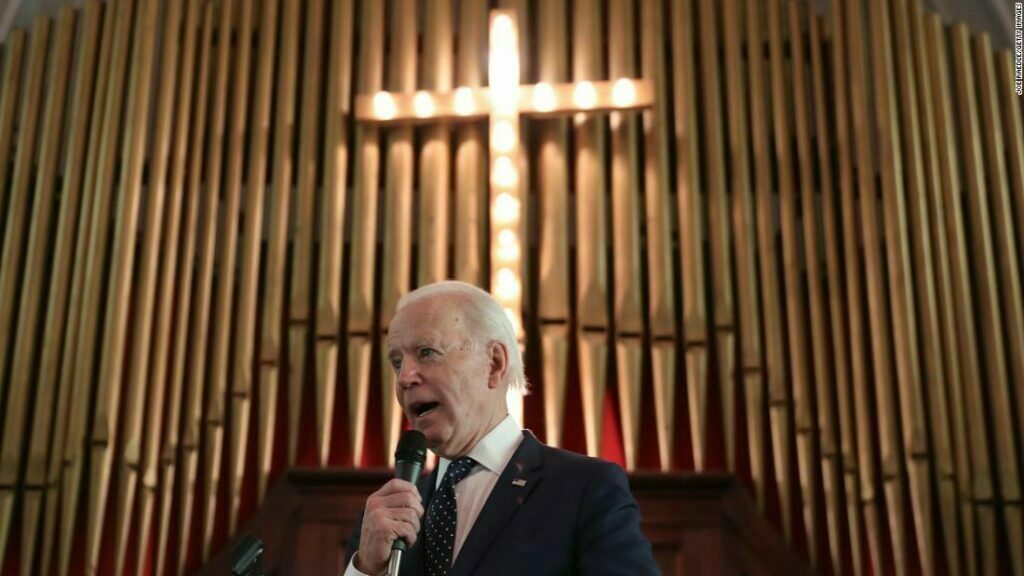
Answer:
418;347;440;360
388;354;402;372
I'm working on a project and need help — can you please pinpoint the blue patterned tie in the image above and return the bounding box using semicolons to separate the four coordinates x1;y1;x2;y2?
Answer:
424;456;477;576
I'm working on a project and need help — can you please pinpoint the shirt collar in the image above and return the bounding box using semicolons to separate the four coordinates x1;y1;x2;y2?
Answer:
436;414;523;483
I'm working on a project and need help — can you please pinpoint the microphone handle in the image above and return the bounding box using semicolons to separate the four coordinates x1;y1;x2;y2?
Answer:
388;458;423;576
387;548;403;576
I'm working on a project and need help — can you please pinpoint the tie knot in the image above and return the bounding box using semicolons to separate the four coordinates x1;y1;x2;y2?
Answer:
444;456;477;486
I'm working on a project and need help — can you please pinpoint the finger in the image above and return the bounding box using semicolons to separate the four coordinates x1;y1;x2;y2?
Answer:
389;517;419;548
374;491;425;516
392;507;421;534
375;478;420;497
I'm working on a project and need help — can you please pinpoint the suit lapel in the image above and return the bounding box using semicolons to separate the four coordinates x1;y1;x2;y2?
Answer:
450;431;544;576
400;467;439;575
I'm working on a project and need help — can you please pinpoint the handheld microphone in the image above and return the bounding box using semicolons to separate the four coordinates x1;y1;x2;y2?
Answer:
388;430;427;576
229;533;265;576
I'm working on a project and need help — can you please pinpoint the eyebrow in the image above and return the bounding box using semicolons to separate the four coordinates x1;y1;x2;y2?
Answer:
386;338;444;355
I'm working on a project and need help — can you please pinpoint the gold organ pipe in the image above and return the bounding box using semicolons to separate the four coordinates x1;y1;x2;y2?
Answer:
180;0;237;565
313;0;355;466
0;12;66;574
203;0;255;558
288;0;323;467
228;0;280;535
535;0;571;449
258;0;299;502
155;3;213;574
111;0;183;572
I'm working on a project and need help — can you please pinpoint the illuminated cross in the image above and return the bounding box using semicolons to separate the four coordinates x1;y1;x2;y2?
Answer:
354;9;654;343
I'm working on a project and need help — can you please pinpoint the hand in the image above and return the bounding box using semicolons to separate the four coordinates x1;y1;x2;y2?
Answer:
354;479;425;575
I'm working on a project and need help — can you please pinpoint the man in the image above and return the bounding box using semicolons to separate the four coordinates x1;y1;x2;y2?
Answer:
344;281;659;575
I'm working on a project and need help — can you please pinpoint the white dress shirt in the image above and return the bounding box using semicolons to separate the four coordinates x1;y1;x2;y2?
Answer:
346;415;524;576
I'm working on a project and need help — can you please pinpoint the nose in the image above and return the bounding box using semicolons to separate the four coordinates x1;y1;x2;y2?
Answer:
396;357;421;389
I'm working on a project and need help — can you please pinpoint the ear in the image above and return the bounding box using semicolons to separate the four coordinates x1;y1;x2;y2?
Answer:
486;341;510;390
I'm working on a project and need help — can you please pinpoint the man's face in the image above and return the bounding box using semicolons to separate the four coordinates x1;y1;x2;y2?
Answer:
386;296;502;458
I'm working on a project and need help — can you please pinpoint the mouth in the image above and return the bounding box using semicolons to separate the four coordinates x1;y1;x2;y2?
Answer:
410;401;441;419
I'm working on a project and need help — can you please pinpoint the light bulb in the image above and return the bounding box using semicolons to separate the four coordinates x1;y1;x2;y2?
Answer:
491;15;516;52
493;193;520;224
533;82;556;112
496;229;520;261
573;81;597;109
454;87;475;115
493;156;518;187
413;91;435;117
497;229;517;247
492;120;516;152
612;78;636;107
495;268;521;300
373;91;396;120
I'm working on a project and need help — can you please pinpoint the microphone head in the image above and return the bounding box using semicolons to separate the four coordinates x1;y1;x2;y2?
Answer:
229;533;264;575
395;429;427;466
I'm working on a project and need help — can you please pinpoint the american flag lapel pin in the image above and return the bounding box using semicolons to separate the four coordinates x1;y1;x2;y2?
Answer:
512;478;527;487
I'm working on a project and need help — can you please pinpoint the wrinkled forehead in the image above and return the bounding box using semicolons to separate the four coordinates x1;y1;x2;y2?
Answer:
386;296;470;350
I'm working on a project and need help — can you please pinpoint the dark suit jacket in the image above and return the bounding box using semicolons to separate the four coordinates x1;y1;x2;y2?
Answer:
345;431;660;575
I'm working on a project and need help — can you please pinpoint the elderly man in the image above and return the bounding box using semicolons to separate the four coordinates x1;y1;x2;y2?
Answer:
344;281;659;576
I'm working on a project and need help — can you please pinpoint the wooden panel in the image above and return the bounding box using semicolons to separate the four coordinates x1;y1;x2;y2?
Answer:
314;0;355;466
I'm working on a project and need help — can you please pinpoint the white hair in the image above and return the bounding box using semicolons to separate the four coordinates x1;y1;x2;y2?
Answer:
395;280;528;395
